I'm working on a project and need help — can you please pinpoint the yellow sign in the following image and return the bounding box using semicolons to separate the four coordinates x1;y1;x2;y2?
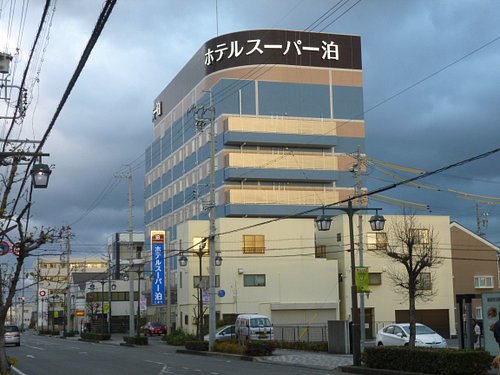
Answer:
75;310;85;317
355;266;370;293
103;303;110;314
54;311;59;318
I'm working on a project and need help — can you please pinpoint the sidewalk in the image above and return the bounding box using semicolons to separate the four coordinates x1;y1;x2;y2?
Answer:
64;334;499;375
255;349;354;371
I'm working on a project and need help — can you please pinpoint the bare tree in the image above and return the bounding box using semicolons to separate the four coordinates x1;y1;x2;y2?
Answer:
0;156;59;373
375;214;443;348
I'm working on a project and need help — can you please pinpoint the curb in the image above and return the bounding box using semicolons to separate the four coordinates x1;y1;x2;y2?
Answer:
176;349;254;362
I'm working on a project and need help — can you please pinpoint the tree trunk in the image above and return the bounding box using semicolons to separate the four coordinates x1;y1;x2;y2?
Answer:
0;320;10;374
408;288;417;348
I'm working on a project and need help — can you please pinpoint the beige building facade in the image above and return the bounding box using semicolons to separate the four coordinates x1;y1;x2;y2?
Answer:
173;217;339;335
450;221;500;323
316;214;456;338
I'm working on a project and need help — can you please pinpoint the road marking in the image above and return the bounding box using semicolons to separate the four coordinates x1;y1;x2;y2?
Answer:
26;355;35;359
145;360;165;365
11;366;28;375
22;345;44;350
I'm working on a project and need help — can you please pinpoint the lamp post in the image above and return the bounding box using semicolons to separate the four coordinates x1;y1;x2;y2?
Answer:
124;264;144;337
49;295;59;333
70;295;76;332
90;279;116;334
315;200;385;366
179;240;222;341
41;298;46;333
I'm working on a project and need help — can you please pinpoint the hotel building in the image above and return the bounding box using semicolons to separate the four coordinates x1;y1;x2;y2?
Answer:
144;29;366;331
145;29;365;235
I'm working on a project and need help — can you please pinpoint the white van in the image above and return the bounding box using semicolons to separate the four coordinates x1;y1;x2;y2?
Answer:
235;314;274;341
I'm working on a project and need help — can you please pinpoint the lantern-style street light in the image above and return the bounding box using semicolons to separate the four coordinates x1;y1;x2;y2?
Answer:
178;239;222;340
315;200;385;366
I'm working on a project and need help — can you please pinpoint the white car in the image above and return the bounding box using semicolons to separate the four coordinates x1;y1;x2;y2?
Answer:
204;325;236;342
376;323;447;348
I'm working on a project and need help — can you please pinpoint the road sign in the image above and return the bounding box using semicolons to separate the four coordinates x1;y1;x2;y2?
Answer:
218;290;225;298
0;241;9;256
39;289;48;298
11;243;20;257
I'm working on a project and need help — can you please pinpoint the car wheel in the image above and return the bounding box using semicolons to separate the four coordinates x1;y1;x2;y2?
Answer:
15;343;20;347
377;342;384;346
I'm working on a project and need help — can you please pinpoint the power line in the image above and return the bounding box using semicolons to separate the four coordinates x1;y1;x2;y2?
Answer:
213;147;500;238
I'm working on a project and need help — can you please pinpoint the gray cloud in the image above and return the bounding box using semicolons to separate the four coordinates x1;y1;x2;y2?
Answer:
4;0;498;257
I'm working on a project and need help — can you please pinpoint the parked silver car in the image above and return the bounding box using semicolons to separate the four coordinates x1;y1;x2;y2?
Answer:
4;325;20;346
376;323;447;348
204;325;236;342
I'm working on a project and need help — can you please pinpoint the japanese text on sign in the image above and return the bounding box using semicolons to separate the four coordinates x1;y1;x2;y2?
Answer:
205;39;339;66
151;231;165;305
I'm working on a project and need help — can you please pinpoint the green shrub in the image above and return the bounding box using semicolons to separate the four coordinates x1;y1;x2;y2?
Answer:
185;340;209;351
80;332;111;341
245;341;277;356
163;329;197;346
276;341;328;352
363;346;492;375
123;336;148;345
214;340;246;355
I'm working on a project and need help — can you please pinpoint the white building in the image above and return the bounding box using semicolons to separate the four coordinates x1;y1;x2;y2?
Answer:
172;217;339;335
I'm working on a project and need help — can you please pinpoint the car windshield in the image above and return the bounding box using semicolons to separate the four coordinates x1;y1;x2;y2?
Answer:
401;325;435;335
4;326;19;333
151;322;162;327
250;318;271;327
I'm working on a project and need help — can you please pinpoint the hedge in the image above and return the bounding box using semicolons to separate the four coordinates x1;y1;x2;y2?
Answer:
363;346;492;375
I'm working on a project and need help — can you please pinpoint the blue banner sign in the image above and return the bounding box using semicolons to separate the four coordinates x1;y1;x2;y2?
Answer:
151;231;165;305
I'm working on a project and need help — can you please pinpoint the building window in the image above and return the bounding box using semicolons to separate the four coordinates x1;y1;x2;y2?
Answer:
417;272;432;290
476;306;483;320
367;232;388;250
368;273;382;285
315;245;326;258
410;228;430;244
336;233;341;242
244;274;266;287
474;275;494;289
243;235;265;254
193;275;220;288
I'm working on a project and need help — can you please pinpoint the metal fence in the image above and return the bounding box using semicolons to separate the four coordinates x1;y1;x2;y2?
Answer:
273;325;328;343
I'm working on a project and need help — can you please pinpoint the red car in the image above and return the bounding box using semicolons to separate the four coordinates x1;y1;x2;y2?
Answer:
141;322;166;336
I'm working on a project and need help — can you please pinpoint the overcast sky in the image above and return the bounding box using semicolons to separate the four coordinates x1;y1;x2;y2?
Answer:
2;0;499;261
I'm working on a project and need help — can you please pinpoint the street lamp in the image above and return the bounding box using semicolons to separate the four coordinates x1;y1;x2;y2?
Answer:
90;280;116;334
31;163;52;188
179;239;222;340
315;200;385;366
124;266;146;337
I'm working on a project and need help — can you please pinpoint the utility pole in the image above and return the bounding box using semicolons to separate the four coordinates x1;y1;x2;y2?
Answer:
21;266;25;331
107;250;112;334
352;147;366;350
190;92;217;351
61;226;72;334
165;232;171;335
475;203;489;237
115;165;134;335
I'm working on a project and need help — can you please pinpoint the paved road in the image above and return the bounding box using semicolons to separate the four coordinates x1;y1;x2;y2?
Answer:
8;334;496;375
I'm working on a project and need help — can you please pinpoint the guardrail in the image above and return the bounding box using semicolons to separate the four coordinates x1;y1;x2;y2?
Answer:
273;325;327;343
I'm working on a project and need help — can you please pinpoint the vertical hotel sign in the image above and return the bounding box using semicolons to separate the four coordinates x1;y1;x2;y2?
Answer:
151;231;165;305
